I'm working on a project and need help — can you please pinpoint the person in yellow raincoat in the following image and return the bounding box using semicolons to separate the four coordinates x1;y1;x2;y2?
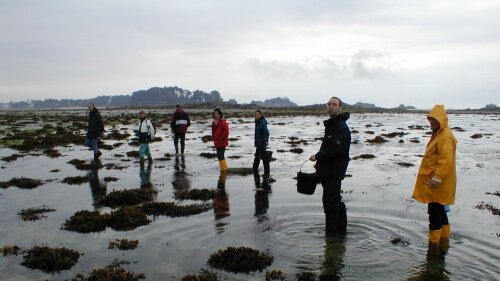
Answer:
412;104;457;247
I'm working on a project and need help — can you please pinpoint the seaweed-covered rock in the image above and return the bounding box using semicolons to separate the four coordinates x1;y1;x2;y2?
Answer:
226;167;255;176
62;176;89;185
107;207;151;231
366;136;387;143
21;246;80;273
18;206;56;221
290;148;304;154
43;148;62;158
207;246;273;273
1;153;25;162
352;154;376;160
174;189;218;201
62;210;109;233
2;245;22;256
126;151;140;158
73;264;145;281
68;159;103;170
108;239;139;250
295;272;316;281
0;177;44;189
200;153;217;159
181;269;220;281
396;162;414;167
140;202;212;217
103;176;119;182
266;269;286;281
471;133;483;139
390;237;411;246
97;189;156;208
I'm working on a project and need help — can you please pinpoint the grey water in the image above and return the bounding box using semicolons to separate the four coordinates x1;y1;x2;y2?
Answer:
1;112;499;280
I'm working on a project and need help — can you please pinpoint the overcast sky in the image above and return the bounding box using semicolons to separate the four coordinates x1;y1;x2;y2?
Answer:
1;0;499;108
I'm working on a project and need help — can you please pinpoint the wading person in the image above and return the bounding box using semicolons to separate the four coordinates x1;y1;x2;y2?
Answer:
211;108;229;172
309;97;351;237
252;110;271;180
85;103;104;161
170;104;190;155
412;104;457;250
137;110;155;165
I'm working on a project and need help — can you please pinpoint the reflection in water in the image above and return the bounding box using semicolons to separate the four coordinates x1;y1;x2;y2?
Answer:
140;162;152;189
172;155;190;190
213;171;230;233
254;173;271;221
88;164;106;211
408;244;450;281
320;235;346;281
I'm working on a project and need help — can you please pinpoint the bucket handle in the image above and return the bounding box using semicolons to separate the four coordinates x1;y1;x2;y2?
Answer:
299;159;311;172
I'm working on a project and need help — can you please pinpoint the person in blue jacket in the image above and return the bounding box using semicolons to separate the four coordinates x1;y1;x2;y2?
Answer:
252;110;271;180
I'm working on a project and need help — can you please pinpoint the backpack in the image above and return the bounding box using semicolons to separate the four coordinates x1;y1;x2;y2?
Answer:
147;119;156;140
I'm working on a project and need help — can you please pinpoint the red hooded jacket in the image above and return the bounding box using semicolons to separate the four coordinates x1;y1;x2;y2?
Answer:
212;119;229;148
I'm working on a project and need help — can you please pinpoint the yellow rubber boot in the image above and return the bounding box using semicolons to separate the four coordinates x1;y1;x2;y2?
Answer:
429;229;442;244
440;224;450;241
220;159;228;172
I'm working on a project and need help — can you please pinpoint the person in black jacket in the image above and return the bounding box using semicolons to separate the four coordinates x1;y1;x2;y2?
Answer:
85;103;104;161
309;97;351;237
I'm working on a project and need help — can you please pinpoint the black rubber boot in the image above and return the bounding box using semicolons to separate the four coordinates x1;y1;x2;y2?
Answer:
252;157;260;173
338;202;347;233
263;160;270;178
325;210;339;237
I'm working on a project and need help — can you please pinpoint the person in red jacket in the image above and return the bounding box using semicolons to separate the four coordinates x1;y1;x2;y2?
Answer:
211;108;229;172
170;104;191;155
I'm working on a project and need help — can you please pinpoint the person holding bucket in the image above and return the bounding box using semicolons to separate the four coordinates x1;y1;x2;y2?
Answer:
309;97;351;237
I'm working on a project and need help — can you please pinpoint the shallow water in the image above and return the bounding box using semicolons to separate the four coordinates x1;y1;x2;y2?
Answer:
1;111;499;280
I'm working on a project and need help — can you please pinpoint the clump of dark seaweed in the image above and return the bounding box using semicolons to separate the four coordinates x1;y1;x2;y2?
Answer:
68;159;103;170
381;132;408;138
18;206;56;221
21;246;80;273
1;153;25;162
175;189;218;201
2;245;22;256
228;155;242;159
486;191;500;197
470;133;483;139
366;136;387;143
352;154;376;160
97;188;156;208
104;176;119;182
226;167;255;176
107;131;131;140
201;135;213;143
475;201;499;216
295;272;316;281
181;269;220;281
140;202;212;217
62;210;110;233
266;269;286;281
126;151;140;158
364;130;375;134
0;177;44;189
290;148;304;154
108;239;139;250
70;263;145;281
451;127;466;132
409;138;420;143
200;152;217;159
104;163;127;170
107;207;151;231
50;169;61;173
62;176;89;185
43;148;62;158
207;246;273;273
408;125;426;130
397;162;414;167
390;237;411;246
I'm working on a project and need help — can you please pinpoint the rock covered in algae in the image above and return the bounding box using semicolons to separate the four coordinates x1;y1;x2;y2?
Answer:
18;206;56;221
2;245;22;256
140;202;212;217
62;176;89;185
207;246;273;273
62;210;110;233
366;136;388;143
21;246;80;273
226;167;254;176
0;177;44;189
97;188;157;208
174;189;218;201
68;159;103;170
265;269;286;281
181;269;220;281
108;239;139;250
107;207;151;231
69;263;145;281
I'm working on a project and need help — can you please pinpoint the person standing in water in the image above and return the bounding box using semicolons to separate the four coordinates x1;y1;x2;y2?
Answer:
309;97;351;237
137;110;154;165
211;108;229;172
252;110;271;180
85;103;104;161
170;104;190;155
412;104;457;251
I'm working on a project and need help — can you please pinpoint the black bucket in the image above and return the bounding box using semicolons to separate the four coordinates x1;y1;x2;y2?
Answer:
296;160;318;195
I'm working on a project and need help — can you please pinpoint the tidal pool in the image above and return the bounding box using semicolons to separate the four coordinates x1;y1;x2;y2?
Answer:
0;110;499;280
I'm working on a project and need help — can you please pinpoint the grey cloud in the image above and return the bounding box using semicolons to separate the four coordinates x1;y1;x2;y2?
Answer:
247;59;307;78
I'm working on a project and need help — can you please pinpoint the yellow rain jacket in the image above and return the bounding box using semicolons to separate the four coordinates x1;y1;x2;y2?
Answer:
412;105;457;205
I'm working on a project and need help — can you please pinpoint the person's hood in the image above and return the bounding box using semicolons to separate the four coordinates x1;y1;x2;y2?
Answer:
324;112;350;126
427;104;449;130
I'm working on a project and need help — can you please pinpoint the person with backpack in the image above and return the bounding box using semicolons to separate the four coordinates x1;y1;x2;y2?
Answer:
85;103;105;161
137;110;155;165
170;104;191;155
211;108;229;172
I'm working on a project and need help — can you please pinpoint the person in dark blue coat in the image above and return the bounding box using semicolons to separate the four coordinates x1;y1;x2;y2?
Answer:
85;103;104;161
252;110;271;180
309;97;351;237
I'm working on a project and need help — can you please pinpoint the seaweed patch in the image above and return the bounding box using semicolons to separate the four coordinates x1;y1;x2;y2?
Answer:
207;246;273;273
